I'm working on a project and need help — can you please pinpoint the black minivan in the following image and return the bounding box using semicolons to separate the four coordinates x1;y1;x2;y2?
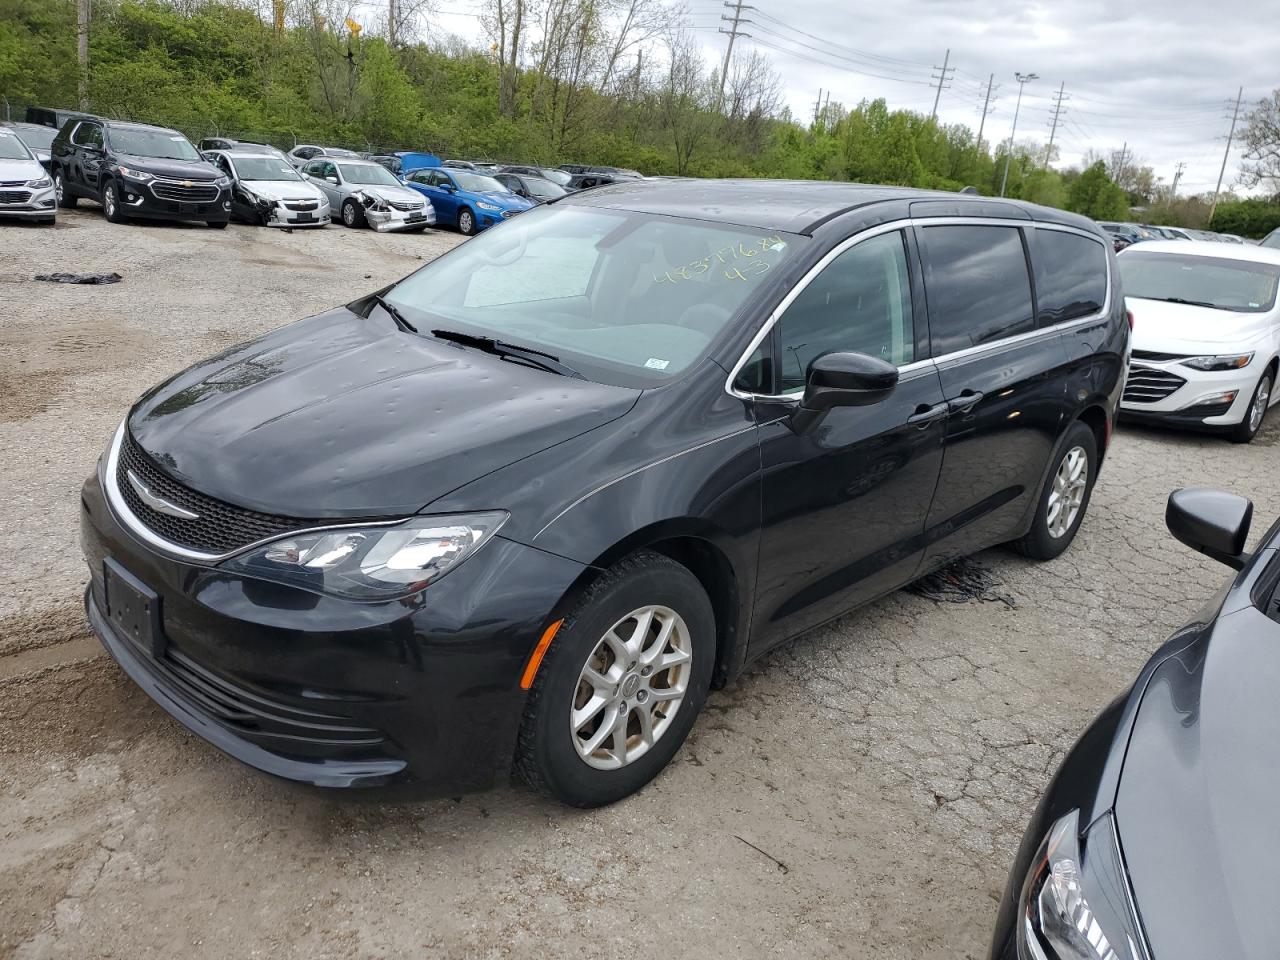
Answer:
80;180;1126;806
51;118;231;227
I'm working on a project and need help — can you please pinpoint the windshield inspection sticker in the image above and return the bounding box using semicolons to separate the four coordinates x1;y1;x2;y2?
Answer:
644;357;670;370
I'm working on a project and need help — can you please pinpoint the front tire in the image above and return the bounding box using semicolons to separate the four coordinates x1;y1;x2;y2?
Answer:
54;170;77;208
515;551;715;807
102;181;126;223
341;199;364;228
1229;369;1272;443
457;207;476;236
1011;421;1098;561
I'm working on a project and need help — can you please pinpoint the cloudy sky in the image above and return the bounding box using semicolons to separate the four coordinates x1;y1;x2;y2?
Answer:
375;0;1275;195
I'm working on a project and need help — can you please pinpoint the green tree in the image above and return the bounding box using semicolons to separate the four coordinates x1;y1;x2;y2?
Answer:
1066;162;1129;220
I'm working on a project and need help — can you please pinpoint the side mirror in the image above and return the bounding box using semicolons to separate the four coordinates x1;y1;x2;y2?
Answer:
1166;488;1253;570
791;352;899;434
325;176;338;184
440;182;455;192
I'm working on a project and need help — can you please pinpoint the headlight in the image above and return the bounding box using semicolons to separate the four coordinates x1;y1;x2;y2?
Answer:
218;512;506;601
476;201;501;212
27;175;53;188
1017;810;1150;960
215;175;231;187
117;165;153;182
1182;352;1253;371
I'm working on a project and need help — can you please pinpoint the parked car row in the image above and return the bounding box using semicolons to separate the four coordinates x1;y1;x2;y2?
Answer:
1101;219;1246;252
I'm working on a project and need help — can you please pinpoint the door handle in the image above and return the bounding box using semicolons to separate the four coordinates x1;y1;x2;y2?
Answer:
946;390;985;415
907;401;950;426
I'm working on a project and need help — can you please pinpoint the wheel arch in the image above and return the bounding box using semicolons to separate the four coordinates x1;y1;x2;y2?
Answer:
555;521;748;690
1075;403;1111;464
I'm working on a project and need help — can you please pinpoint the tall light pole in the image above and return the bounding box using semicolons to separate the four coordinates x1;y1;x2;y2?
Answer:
999;71;1038;197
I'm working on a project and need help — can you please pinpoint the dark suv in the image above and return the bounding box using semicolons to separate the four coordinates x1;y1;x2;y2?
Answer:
80;181;1126;807
51;118;231;227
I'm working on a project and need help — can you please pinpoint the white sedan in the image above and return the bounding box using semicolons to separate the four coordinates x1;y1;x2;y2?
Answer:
1118;241;1280;442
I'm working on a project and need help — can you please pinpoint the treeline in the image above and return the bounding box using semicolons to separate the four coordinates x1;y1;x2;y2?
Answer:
0;0;1166;222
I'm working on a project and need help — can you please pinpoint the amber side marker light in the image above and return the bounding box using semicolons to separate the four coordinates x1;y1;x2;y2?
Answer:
520;619;564;690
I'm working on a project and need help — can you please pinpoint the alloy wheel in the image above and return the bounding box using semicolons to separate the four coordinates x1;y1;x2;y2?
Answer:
459;210;474;234
54;173;64;203
1046;445;1088;539
342;202;356;226
1249;375;1271;434
104;186;116;218
570;605;693;771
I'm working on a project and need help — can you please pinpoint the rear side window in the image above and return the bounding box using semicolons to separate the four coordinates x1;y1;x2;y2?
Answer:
1031;229;1108;324
919;225;1034;355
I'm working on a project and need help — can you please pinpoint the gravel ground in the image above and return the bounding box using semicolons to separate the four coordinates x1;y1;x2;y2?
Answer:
2;208;1279;960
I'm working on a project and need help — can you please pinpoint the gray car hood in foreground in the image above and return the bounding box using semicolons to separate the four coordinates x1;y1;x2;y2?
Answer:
1116;602;1280;960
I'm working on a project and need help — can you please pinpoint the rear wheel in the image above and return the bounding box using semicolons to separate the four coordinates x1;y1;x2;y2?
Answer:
457;207;476;236
102;181;126;224
54;170;76;208
1011;421;1098;561
515;551;714;807
1229;370;1272;443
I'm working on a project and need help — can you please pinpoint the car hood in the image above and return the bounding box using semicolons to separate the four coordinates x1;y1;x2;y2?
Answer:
127;307;640;518
354;183;423;205
1127;296;1273;351
0;156;44;181
116;152;221;181
240;180;325;202
1115;603;1280;960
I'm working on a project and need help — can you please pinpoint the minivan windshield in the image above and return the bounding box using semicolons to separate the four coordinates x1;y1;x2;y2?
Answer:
1119;251;1280;313
337;162;401;186
385;205;805;388
110;127;202;161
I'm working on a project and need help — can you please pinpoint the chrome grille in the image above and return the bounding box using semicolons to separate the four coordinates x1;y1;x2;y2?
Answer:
284;199;318;211
117;431;318;554
387;199;423;212
0;189;30;204
1123;365;1186;403
150;178;220;203
1132;349;1190;362
0;179;26;187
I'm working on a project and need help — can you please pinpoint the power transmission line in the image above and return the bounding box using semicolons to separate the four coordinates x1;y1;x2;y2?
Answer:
1210;87;1244;221
929;48;954;121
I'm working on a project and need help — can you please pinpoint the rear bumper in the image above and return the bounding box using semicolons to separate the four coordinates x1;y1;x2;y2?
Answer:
80;464;588;792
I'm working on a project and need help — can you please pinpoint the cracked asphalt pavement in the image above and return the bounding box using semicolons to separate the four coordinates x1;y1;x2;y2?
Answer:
3;210;1279;959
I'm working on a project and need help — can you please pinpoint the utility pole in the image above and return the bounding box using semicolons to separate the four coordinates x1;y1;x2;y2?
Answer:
999;71;1038;197
813;87;823;126
929;48;954;122
1210;86;1244;223
1044;81;1068;170
1113;141;1129;186
388;0;397;45
718;0;752;101
77;0;90;110
1169;161;1186;202
975;73;995;154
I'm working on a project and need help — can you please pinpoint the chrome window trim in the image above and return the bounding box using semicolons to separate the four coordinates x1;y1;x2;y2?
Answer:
101;422;403;566
724;216;1113;399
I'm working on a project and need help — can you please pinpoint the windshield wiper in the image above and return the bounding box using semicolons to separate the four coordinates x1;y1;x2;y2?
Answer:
1153;296;1222;309
369;293;417;333
431;329;583;379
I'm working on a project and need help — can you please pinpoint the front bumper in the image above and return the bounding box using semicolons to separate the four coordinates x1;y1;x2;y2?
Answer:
80;465;587;792
118;178;231;222
264;201;330;227
366;205;435;232
0;183;56;219
1120;360;1259;428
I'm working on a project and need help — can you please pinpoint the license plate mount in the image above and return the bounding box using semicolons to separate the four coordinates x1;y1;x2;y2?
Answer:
103;559;164;658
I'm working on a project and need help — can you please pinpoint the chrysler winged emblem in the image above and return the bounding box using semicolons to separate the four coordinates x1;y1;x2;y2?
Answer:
126;469;199;520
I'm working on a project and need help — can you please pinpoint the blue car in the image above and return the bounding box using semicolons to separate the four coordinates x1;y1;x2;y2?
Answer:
401;167;533;235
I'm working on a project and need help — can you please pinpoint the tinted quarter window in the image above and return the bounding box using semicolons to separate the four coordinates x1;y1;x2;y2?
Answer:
1032;229;1108;324
920;225;1034;354
776;231;914;392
